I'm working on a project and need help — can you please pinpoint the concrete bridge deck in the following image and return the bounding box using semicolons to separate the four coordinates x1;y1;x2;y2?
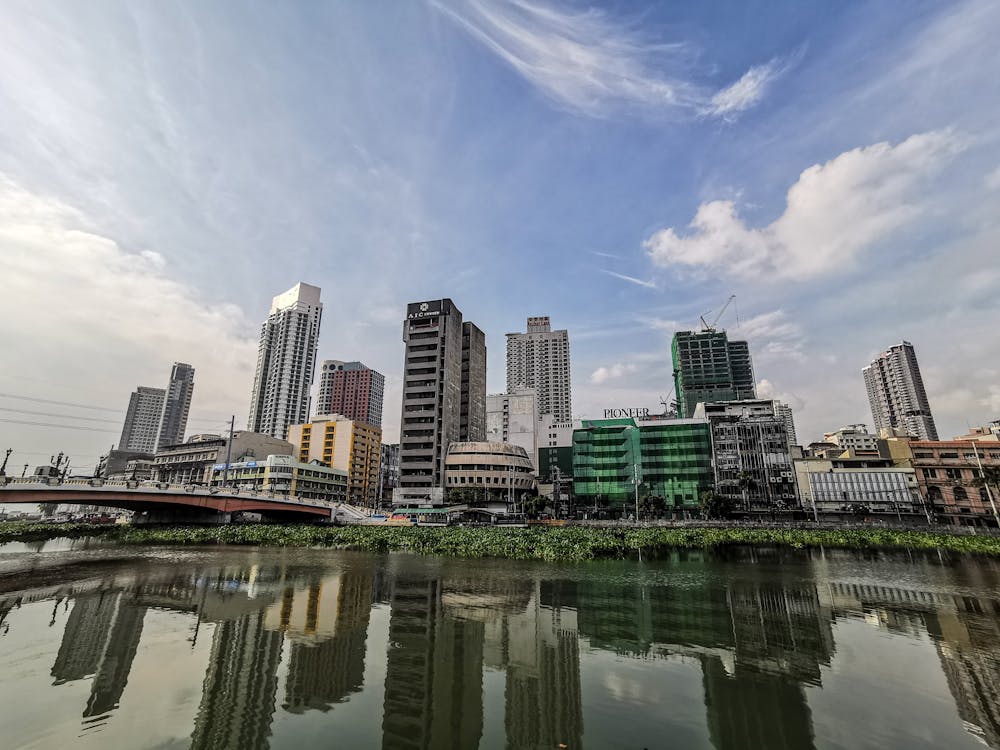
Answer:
0;477;357;521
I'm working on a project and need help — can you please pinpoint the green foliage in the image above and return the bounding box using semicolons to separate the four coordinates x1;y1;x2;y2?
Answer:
700;490;735;520
4;521;1000;561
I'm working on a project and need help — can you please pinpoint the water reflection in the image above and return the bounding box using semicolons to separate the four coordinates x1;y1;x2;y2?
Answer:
0;545;998;749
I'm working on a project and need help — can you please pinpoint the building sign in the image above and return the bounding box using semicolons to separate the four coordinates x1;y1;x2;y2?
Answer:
603;407;652;419
406;300;443;320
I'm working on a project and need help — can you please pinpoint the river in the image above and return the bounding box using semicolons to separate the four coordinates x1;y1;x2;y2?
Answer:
0;539;998;749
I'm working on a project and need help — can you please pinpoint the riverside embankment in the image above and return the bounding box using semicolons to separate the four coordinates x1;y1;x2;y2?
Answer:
3;521;999;561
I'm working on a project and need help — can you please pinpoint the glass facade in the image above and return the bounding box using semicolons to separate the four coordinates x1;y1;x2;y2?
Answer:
572;418;713;511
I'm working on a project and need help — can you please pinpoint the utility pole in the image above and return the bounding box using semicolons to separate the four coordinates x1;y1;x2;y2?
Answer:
634;463;640;522
221;415;235;489
970;439;999;529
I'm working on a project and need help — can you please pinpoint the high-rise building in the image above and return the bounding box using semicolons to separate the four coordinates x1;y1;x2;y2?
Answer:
774;401;797;447
672;330;756;418
462;323;487;442
287;415;382;506
118;386;166;452
863;341;938;441
486;388;538;467
248;283;323;440
505;316;572;423
157;362;195;448
398;299;485;506
316;360;385;428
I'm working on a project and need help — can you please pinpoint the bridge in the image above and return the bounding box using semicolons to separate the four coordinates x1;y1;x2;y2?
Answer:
0;477;371;523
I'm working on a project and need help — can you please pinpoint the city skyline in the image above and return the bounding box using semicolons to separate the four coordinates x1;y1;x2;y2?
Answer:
1;1;999;469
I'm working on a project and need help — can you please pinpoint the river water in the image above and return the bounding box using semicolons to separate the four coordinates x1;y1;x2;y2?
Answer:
0;539;998;750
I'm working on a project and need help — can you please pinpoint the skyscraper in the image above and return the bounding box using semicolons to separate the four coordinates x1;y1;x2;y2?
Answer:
863;341;938;441
316;360;385;427
247;283;323;440
397;299;485;506
157;362;195;448
505;316;572;423
118;386;166;452
672;330;756;418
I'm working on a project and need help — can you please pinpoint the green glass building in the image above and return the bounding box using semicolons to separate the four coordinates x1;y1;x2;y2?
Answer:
672;330;756;418
572;417;713;513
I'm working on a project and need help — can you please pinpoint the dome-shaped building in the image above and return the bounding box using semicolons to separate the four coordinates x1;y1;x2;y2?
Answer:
444;442;536;503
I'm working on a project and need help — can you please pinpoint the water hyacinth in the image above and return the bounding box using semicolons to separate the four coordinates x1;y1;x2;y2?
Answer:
3;522;1000;561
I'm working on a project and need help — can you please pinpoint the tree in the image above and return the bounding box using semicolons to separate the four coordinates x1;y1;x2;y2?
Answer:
700;490;735;520
972;465;1000;523
522;494;546;519
445;487;482;505
640;494;666;518
736;471;758;511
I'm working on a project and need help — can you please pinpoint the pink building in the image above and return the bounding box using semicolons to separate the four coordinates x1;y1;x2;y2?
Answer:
316;360;385;428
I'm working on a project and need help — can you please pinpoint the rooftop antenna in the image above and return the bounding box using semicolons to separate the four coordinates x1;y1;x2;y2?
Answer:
699;294;736;333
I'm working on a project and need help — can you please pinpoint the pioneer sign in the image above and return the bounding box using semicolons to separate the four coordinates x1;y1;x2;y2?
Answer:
603;407;651;419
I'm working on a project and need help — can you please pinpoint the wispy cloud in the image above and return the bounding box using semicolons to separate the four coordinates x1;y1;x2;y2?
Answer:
704;59;784;119
588;249;621;259
432;0;785;119
645;130;965;280
600;269;657;289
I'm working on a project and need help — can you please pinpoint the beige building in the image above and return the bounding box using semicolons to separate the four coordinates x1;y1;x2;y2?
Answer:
444;442;535;503
287;415;381;506
153;431;293;485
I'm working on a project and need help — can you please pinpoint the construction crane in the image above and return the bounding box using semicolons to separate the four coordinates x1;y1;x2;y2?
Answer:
699;294;736;333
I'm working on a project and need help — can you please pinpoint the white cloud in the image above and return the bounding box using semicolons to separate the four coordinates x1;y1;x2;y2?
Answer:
600;269;657;289
644;130;964;279
432;0;782;119
985;164;1000;190
705;59;782;118
0;176;257;459
589;362;638;384
756;378;805;411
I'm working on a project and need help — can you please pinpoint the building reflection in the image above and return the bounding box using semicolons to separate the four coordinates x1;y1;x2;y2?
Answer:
12;549;1000;750
51;590;147;719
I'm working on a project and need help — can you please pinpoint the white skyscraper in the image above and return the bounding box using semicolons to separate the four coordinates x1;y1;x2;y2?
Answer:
118;386;166;452
505;316;572;423
863;341;938;441
247;282;323;440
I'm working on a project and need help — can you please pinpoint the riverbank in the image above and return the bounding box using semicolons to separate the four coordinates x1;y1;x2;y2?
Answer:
3;521;1000;561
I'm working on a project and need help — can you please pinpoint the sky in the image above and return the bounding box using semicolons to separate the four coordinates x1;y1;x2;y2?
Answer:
1;0;999;474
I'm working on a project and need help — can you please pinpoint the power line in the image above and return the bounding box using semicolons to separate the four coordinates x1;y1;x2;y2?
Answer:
0;407;121;424
0;418;119;434
0;392;120;413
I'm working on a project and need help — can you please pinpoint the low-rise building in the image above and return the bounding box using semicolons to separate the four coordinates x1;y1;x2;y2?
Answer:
153;432;293;485
822;424;880;455
694;400;797;512
208;454;347;503
444;442;535;505
793;456;920;517
572;417;713;516
287;415;382;506
379;442;400;505
907;440;1000;527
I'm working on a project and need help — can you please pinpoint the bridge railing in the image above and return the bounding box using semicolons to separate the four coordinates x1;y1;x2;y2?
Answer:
0;477;337;510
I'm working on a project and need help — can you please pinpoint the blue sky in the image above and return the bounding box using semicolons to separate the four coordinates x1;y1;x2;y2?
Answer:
1;0;999;471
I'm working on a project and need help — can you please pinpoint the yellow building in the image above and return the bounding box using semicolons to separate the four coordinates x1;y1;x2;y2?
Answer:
287;414;382;506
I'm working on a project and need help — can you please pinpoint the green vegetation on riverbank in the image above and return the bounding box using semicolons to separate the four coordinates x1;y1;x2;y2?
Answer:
3;522;1000;561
